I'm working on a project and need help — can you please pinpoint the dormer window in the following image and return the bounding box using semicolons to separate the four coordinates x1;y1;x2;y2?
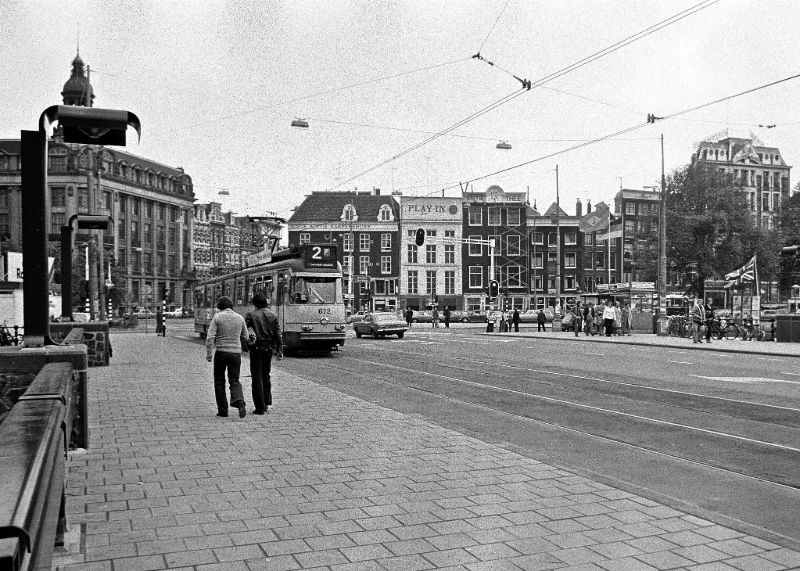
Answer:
378;205;393;221
342;204;357;222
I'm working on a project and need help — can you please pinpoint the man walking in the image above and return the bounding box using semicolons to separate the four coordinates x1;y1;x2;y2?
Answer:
537;308;546;332
690;297;704;343
704;298;715;343
512;308;520;332
405;307;413;327
443;306;451;328
245;293;282;415
573;302;582;337
206;296;249;418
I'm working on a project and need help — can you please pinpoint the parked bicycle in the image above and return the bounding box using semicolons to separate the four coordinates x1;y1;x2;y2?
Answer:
668;315;691;338
0;323;22;346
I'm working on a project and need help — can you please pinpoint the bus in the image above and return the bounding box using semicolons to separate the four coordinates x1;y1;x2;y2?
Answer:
194;244;346;354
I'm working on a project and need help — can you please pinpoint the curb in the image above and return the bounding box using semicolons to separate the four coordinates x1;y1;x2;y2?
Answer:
477;331;800;358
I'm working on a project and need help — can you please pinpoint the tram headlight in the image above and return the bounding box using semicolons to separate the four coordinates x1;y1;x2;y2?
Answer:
302;325;313;332
334;324;345;331
320;317;329;325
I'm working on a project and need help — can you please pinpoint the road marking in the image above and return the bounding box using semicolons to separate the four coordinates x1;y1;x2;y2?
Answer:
783;372;800;376
352;357;800;453
756;357;784;361
667;350;688;354
363;345;800;413
695;375;800;385
587;352;606;356
668;360;694;365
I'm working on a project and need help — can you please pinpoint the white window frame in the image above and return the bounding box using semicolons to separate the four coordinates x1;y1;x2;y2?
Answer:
299;232;310;245
507;265;522;288
469;266;483;289
468;208;482;226
506;234;521;256
360;233;370;250
488;207;501;226
564;231;577;245
425;244;437;264
444;244;455;264
407;271;418;294
381;233;392;251
564;252;576;269
444;271;455;295
359;255;369;275
468;234;482;256
381;255;391;274
342;232;354;252
407;244;418;264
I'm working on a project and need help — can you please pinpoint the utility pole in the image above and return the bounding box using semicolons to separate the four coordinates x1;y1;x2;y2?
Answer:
555;165;561;315
657;133;669;335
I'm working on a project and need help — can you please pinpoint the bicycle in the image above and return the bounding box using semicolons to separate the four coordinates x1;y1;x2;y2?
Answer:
668;315;691;338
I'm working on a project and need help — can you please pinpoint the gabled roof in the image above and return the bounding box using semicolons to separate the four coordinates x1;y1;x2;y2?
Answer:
289;191;398;222
542;202;569;217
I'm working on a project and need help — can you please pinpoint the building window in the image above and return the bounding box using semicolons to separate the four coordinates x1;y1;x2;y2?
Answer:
506;235;521;256
342;255;353;275
342;232;353;252
379;205;392;221
360;233;370;250
343;204;356;221
532;275;543;290
407;271;418;294
299;232;310;245
531;232;544;245
426;271;437;294
445;230;455;238
407;244;418;264
625;220;635;233
78;187;88;210
564;231;577;245
426;244;437;264
547;251;557;262
381;233;391;250
488;207;501;226
444;244;455;264
468;234;482;256
444;271;455;295
469;266;483;288
565;275;576;290
565;253;576;268
381;255;391;274
548;232;557;246
507;208;520;225
50;212;65;234
585;233;593;246
507;266;522;287
51;187;65;207
626;202;636;215
489;234;500;254
468;208;482;226
359;255;369;275
532;252;543;268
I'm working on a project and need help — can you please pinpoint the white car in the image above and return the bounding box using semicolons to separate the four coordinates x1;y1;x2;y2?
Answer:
165;307;184;318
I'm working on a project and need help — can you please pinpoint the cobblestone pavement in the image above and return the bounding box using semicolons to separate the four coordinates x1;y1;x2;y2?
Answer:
53;333;800;570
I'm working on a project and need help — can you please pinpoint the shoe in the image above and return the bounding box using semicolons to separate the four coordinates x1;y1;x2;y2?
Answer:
216;412;228;417
238;404;247;418
252;410;265;415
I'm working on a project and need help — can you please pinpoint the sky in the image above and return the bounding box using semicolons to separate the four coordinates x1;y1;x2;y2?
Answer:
3;0;800;221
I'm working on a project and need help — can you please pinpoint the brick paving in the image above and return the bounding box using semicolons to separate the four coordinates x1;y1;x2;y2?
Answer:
53;333;800;570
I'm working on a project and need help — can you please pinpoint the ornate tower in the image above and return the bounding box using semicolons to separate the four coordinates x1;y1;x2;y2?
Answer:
61;52;94;107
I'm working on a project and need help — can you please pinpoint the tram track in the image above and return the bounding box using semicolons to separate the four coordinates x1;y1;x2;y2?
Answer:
280;346;800;491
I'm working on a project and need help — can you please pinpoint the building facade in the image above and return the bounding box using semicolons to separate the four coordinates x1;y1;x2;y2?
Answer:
192;202;242;280
692;130;791;230
288;190;400;312
0;53;197;316
398;196;463;311
614;189;660;284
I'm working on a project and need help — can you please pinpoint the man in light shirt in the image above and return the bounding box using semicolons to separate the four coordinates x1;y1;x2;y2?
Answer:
205;296;249;418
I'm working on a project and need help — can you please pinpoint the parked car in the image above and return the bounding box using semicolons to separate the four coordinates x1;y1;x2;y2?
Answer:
410;310;433;323
133;308;156;319
518;309;554;323
451;310;488;323
346;311;367;324
353;312;409;338
165;306;184;318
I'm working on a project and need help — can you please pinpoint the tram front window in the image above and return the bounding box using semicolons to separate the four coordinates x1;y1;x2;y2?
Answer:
291;277;337;304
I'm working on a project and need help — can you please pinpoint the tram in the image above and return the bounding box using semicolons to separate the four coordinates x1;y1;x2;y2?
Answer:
194;244;346;354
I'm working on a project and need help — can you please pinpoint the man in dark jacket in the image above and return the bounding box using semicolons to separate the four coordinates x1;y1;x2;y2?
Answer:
512;308;520;332
245;293;282;415
537;309;546;332
704;298;715;343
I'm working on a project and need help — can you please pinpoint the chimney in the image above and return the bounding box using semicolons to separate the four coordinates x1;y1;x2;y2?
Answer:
373;187;381;196
586;199;592;213
575;198;583;217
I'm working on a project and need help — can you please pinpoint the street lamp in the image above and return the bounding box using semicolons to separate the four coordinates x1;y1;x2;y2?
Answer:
22;105;140;346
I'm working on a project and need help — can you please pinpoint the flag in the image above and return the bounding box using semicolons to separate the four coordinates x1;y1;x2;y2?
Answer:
724;255;756;288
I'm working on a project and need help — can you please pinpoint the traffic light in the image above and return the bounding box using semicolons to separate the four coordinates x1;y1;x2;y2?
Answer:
488;280;499;299
415;228;425;246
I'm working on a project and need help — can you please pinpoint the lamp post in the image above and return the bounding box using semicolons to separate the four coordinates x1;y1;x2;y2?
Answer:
21;105;140;346
61;214;112;321
657;133;669;335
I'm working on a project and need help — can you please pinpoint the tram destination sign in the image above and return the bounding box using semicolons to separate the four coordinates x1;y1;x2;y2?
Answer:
304;244;338;269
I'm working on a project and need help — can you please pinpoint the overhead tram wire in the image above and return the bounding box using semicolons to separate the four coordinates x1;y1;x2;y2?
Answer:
441;71;800;193
327;0;720;192
156;55;472;136
476;0;511;54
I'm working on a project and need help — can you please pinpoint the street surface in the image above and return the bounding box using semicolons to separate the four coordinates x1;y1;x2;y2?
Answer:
266;324;800;549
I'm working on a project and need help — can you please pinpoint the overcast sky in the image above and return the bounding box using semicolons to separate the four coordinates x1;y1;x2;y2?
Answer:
3;0;800;219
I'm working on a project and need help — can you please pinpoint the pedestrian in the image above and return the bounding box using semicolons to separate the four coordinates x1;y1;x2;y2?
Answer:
622;303;632;336
614;301;623;336
156;305;166;336
704;297;714;343
594;302;604;334
690;297;704;343
602;300;616;337
583;302;593;335
573;302;582;337
537;308;546;332
405;307;413;327
499;312;507;332
512;308;520;332
432;307;439;328
245;293;282;415
205;296;250;418
443;306;451;328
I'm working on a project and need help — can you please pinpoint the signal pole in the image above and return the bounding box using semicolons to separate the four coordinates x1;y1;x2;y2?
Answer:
657;133;669;335
555;165;561;315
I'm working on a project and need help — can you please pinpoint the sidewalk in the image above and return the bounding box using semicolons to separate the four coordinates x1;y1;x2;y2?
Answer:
53;333;800;570
482;327;800;357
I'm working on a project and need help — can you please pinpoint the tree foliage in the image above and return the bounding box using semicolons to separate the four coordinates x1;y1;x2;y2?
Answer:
665;163;775;292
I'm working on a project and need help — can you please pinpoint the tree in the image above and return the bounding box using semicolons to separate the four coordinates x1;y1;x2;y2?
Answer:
778;189;800;293
665;163;769;295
